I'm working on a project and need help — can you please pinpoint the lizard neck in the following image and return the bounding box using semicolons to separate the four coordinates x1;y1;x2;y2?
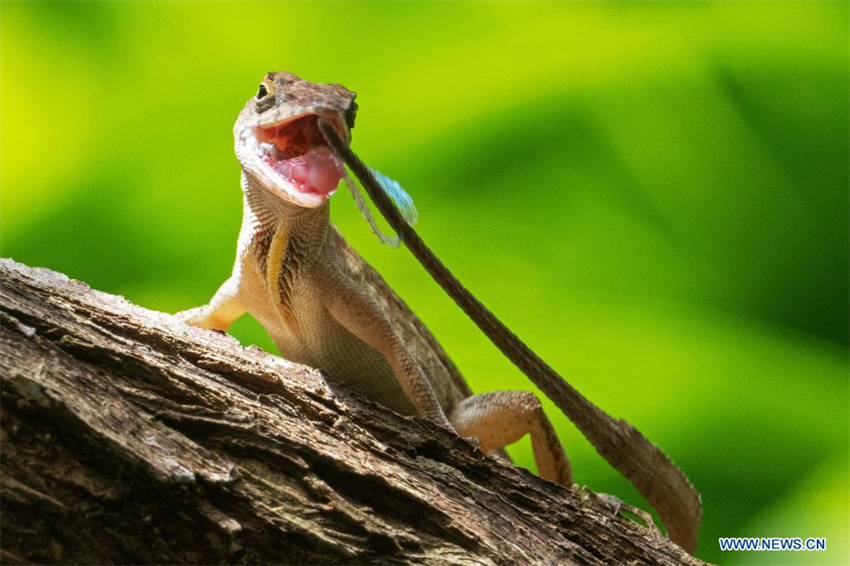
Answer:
241;170;332;276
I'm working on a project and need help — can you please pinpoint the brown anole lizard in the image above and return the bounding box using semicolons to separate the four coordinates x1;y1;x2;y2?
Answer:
177;71;702;553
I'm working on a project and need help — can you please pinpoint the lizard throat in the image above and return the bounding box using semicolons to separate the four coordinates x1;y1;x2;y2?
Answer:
253;115;345;199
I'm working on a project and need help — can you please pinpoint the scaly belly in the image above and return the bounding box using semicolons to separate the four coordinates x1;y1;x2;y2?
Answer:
245;286;419;415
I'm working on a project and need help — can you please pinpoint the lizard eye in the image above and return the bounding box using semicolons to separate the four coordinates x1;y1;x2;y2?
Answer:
345;100;358;129
256;83;268;100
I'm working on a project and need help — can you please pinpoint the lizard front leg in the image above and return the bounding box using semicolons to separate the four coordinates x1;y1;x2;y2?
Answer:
319;268;455;432
176;276;246;330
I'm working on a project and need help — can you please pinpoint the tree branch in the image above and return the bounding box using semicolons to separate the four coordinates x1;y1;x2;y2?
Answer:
0;258;702;565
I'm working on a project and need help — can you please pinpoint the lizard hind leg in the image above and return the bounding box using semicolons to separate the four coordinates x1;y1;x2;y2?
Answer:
449;391;573;486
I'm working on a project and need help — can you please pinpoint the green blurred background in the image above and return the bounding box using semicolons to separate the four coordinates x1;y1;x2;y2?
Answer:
2;1;847;563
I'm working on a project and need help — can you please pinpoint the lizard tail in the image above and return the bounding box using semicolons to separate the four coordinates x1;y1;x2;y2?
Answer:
319;119;703;553
546;377;703;553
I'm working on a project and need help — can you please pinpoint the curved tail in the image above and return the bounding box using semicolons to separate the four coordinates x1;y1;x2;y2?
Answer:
320;120;702;553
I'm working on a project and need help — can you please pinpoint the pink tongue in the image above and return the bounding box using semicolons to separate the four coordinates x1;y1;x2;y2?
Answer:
272;146;344;196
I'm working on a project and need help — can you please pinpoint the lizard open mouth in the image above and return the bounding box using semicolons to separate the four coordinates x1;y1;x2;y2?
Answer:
253;115;345;199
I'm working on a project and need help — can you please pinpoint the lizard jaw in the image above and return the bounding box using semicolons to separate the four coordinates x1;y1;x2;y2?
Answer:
237;112;349;208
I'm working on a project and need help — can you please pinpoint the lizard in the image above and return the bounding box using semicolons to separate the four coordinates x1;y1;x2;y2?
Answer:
177;71;702;553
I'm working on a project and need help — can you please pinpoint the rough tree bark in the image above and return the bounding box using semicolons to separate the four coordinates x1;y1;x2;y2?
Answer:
0;259;703;565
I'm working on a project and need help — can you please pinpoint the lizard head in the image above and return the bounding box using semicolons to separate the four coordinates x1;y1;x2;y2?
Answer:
235;71;357;208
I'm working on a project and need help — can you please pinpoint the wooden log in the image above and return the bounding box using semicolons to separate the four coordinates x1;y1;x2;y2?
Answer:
0;258;702;565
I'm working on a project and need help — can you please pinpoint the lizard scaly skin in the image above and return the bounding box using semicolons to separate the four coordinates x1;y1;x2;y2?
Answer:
178;71;701;553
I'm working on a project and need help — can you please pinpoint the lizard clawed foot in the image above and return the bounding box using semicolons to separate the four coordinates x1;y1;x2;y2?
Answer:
174;307;230;332
577;486;663;542
462;435;482;450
